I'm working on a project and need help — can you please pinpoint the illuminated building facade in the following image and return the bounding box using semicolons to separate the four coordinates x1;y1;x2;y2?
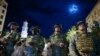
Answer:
0;0;8;32
86;0;100;28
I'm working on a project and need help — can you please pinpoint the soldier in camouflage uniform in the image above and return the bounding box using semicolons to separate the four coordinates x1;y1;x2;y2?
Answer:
69;21;97;56
3;22;20;56
50;24;68;56
25;38;37;56
26;26;45;56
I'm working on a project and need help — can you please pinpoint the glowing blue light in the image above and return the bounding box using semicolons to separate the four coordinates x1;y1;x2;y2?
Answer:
69;4;78;14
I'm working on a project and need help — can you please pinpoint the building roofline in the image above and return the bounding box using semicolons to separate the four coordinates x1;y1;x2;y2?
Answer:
86;0;99;21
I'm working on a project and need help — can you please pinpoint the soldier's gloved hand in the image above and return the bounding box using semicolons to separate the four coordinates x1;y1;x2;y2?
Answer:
59;42;64;48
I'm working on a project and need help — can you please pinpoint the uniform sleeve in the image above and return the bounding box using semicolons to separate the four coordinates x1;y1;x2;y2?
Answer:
15;33;20;41
40;36;45;45
38;36;45;50
3;31;10;39
69;35;77;56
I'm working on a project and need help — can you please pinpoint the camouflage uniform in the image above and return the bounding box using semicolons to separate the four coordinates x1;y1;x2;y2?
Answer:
4;31;20;56
50;33;68;56
69;31;97;56
69;21;98;56
3;22;20;56
26;33;45;56
27;25;45;56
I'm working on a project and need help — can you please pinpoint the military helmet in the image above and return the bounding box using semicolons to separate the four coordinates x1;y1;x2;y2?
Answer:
30;25;40;32
54;24;62;29
76;21;87;30
8;22;19;28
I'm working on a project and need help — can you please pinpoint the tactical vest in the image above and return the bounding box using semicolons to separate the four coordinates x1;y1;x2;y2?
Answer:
50;34;64;45
76;33;94;54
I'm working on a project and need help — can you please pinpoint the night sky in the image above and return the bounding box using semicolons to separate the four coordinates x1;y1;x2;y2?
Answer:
4;0;97;37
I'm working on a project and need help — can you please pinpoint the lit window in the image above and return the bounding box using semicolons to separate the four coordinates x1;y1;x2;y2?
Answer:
0;0;2;5
0;3;1;6
2;10;5;13
3;4;6;9
0;21;2;25
0;15;3;19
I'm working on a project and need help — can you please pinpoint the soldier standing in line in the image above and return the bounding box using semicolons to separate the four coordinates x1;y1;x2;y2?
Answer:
69;21;97;56
50;24;68;56
26;26;45;56
3;22;20;56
